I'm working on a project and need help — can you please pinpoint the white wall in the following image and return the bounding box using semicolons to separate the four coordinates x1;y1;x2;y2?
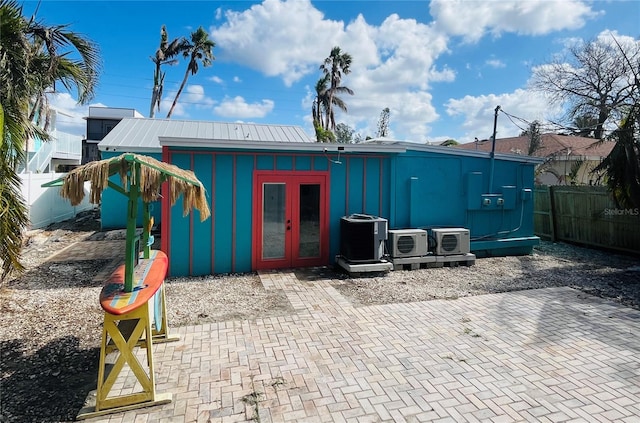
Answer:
19;172;94;229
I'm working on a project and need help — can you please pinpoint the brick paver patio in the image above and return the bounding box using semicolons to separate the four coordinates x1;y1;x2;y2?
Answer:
84;271;640;423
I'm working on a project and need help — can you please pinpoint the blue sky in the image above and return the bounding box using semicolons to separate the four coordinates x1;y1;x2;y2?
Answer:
24;0;640;143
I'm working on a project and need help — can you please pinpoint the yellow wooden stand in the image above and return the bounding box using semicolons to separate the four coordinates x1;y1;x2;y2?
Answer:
42;154;209;420
77;257;179;420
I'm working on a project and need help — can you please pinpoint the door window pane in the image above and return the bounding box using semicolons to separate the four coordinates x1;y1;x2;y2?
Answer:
298;184;320;258
262;183;286;259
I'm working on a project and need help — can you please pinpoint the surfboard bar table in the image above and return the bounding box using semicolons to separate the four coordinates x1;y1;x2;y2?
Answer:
77;250;178;420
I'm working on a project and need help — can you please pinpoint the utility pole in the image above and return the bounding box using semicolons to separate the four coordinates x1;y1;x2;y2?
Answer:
488;105;500;193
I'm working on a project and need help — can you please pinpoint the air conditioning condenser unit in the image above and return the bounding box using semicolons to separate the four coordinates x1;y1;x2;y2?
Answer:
388;229;428;258
340;214;388;262
432;228;470;255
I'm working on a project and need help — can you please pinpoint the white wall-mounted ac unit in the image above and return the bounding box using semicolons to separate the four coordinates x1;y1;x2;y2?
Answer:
388;229;428;258
432;228;470;255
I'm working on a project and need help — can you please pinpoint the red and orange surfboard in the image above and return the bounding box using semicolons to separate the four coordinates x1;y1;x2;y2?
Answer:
100;250;168;316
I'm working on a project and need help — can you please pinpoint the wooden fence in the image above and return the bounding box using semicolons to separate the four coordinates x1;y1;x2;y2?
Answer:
533;186;640;255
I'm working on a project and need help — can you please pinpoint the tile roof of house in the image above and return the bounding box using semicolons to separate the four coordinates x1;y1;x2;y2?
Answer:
457;133;614;159
98;118;315;152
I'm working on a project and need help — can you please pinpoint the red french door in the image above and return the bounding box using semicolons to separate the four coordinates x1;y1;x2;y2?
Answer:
253;172;329;270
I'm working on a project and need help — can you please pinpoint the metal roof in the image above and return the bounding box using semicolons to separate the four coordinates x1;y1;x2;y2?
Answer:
98;118;542;164
98;118;315;152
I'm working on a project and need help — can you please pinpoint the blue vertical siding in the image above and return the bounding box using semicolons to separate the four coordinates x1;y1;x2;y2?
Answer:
100;151;163;230
388;150;538;256
213;154;234;273
165;146;538;277
328;160;346;260
346;158;364;214
295;155;312;171
313;155;328;171
392;154;465;228
191;154;213;275
364;158;382;216
234;155;254;272
168;153;191;276
276;155;293;170
256;155;273;170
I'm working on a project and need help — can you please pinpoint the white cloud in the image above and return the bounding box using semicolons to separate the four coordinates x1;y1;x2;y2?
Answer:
209;0;614;142
210;76;224;84
212;0;456;141
233;76;242;83
48;93;101;136
214;96;274;118
212;0;343;86
430;0;601;43
160;84;215;118
486;59;506;69
445;88;563;143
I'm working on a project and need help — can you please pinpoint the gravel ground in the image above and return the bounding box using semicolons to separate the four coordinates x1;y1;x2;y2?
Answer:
0;209;639;422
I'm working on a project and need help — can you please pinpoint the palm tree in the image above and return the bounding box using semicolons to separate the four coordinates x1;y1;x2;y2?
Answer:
0;0;100;281
166;26;215;119
313;75;329;128
27;21;100;127
593;107;640;208
320;46;354;131
312;74;351;142
149;25;187;118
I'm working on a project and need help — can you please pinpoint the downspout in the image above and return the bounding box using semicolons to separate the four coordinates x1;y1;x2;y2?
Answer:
488;105;500;194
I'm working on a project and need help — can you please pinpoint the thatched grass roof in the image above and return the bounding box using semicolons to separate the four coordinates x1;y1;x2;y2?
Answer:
59;153;210;221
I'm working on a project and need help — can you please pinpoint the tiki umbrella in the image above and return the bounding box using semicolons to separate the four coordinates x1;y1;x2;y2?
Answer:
43;153;210;292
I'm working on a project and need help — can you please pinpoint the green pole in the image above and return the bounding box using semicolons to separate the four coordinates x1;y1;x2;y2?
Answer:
142;201;151;259
124;164;140;292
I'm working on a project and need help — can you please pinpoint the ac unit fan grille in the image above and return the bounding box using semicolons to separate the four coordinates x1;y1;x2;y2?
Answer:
440;234;459;252
396;235;415;254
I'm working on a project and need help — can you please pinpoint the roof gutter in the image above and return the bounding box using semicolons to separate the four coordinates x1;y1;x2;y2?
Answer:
99;145;162;153
158;136;408;153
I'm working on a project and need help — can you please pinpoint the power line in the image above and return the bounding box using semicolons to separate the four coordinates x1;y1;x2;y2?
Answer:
498;108;620;139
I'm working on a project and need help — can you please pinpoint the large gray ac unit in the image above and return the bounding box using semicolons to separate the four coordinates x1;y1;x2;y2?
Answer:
388;229;428;258
432;228;470;255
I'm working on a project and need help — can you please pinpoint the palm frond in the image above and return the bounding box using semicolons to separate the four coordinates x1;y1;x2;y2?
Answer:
0;155;28;281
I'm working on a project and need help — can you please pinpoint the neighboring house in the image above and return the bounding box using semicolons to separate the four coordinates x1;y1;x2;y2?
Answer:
22;108;82;173
99;118;542;277
20;108;92;229
457;134;615;186
83;107;144;164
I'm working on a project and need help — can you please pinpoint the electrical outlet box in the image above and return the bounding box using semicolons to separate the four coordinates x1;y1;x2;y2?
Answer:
481;193;500;208
521;188;532;201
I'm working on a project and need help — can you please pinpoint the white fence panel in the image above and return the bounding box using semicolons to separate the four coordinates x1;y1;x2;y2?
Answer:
19;172;94;229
